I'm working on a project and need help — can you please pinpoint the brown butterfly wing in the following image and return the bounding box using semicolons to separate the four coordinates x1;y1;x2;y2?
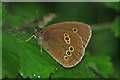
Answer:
45;22;92;48
40;30;84;68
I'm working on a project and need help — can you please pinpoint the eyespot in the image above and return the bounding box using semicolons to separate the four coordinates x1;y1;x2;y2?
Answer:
64;36;71;44
72;28;78;33
64;36;70;41
64;56;69;61
66;40;71;44
66;50;72;56
64;33;69;37
69;46;74;52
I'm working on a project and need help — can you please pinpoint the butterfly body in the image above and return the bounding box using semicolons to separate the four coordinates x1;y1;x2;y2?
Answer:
34;22;92;68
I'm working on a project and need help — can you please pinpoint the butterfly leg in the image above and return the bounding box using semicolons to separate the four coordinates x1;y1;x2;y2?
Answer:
40;40;43;56
40;45;42;56
11;33;36;42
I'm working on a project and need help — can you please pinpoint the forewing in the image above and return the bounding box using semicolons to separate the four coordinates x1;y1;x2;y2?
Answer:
45;22;92;48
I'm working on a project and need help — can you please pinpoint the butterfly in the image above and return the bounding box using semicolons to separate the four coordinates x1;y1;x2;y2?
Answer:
29;22;92;68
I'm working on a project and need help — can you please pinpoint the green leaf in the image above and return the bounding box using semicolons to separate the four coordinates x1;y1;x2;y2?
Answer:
0;31;2;79
0;2;1;78
2;32;114;78
85;54;114;77
8;15;24;28
112;16;120;38
2;32;20;78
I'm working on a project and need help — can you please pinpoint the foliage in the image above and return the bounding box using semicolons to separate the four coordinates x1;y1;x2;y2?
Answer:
2;32;114;78
2;2;119;79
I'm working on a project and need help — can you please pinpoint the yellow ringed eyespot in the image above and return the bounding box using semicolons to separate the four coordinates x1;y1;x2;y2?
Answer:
64;56;69;61
72;28;78;33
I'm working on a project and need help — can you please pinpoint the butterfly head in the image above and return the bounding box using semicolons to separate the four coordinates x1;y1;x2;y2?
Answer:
34;26;45;44
34;26;43;33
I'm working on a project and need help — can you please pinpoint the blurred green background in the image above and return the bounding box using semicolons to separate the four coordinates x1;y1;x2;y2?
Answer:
1;2;119;79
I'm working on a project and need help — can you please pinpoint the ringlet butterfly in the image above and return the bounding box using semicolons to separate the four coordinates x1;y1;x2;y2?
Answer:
30;22;92;68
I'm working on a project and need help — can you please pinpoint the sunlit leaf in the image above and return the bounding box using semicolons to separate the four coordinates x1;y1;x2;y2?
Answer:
2;32;114;78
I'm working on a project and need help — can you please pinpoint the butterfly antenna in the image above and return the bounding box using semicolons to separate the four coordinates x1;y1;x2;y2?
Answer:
36;9;39;27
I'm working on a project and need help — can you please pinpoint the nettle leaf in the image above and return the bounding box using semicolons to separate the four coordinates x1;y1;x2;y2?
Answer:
112;16;120;38
2;32;56;78
0;28;2;78
2;32;114;78
8;15;24;28
2;32;20;78
85;54;114;78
